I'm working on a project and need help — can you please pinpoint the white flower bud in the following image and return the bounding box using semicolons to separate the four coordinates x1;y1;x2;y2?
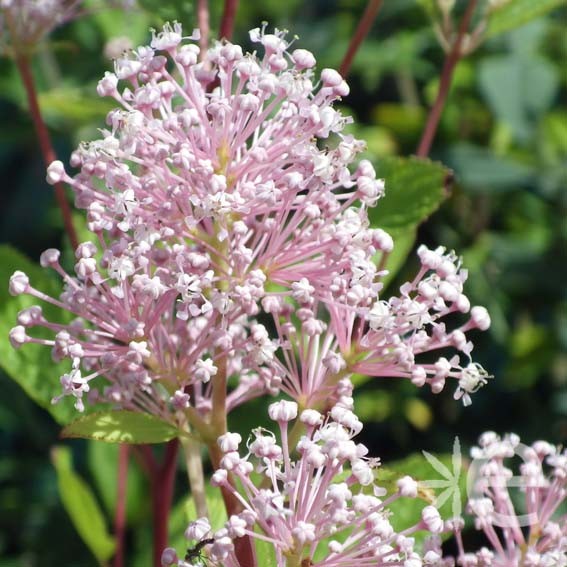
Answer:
268;400;298;422
471;306;491;330
46;160;66;185
397;476;418;498
185;517;211;541
422;505;444;533
217;432;242;453
300;409;323;427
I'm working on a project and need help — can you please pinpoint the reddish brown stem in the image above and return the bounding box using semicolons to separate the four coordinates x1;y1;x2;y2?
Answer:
339;0;384;78
218;0;239;41
416;0;478;157
113;445;129;567
151;439;179;567
209;444;257;566
14;53;79;249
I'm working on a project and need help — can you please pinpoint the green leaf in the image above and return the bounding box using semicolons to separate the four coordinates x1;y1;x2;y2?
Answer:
0;245;77;424
485;0;564;39
371;156;450;230
479;51;559;142
378;226;417;291
184;485;228;532
38;87;115;127
62;411;180;444
444;142;533;192
368;156;450;286
51;446;116;564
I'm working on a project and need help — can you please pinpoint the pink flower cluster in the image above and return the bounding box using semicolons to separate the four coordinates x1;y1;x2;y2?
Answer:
9;23;490;423
453;433;567;567
165;398;447;567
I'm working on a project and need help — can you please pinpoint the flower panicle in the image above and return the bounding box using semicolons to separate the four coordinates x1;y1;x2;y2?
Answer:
9;22;491;421
180;397;449;567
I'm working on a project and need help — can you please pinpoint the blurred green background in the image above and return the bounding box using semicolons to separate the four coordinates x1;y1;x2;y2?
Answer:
0;0;565;564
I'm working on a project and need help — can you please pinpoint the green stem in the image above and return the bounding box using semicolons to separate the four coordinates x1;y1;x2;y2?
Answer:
181;436;209;518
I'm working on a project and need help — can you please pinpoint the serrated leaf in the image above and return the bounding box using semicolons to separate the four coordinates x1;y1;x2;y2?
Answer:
485;0;564;39
62;410;180;444
0;245;77;424
371;156;450;230
368;157;450;287
51;446;116;564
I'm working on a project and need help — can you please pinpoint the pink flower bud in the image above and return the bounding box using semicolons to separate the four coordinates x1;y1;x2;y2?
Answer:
40;248;60;267
160;547;178;566
17;306;43;326
211;469;228;486
184;517;211;541
321;68;343;87
9;271;29;296
292;48;316;69
9;325;27;348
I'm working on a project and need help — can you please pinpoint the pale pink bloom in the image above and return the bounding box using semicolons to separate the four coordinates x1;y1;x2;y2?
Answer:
202;398;443;567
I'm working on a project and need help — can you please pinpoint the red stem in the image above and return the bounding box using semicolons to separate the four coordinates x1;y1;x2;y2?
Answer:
416;0;478;157
339;0;384;78
151;439;179;567
218;0;239;41
113;445;130;567
14;53;79;249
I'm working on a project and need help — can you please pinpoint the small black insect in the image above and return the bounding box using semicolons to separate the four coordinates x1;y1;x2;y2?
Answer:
185;538;215;565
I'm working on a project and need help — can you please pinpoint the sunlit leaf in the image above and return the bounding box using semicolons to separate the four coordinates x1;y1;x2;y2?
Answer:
369;156;450;286
62;411;180;444
0;245;76;424
485;0;564;39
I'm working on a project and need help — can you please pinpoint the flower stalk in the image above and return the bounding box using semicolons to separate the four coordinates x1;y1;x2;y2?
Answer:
13;52;79;249
339;0;384;78
416;0;478;157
